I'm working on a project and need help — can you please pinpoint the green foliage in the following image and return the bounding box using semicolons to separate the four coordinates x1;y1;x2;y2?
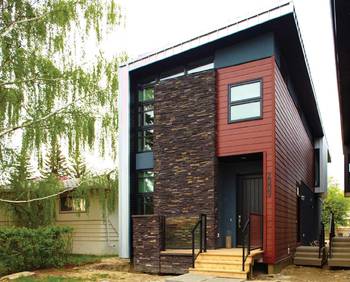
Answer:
322;178;350;229
0;226;73;276
0;152;118;228
41;143;72;178
0;0;125;182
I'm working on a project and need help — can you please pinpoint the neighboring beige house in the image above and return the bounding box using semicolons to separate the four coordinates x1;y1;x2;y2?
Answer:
336;211;350;237
0;180;119;256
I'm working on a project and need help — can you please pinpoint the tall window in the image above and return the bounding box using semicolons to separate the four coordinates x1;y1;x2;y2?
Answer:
314;149;320;187
137;87;154;152
229;80;262;123
136;170;154;214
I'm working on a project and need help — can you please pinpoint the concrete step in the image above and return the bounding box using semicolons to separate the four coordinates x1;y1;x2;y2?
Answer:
294;257;323;266
189;267;249;279
328;258;350;267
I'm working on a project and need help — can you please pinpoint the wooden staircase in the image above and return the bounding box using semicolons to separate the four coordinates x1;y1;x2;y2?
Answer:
294;246;326;266
189;248;263;279
328;237;350;267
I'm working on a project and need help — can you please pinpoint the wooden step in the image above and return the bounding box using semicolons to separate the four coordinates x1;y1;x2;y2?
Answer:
333;237;350;242
329;252;350;259
328;258;350;267
294;257;323;266
189;267;249;279
197;254;253;264
332;247;350;253
294;251;322;258
295;246;319;252
332;242;350;248
195;260;250;271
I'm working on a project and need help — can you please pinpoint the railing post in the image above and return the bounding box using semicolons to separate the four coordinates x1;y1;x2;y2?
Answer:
204;214;207;252
248;215;251;256
260;214;263;249
199;215;203;253
192;229;195;268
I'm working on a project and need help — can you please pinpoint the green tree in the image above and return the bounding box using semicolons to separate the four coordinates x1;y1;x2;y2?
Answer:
42;142;72;178
0;0;124;180
323;178;350;228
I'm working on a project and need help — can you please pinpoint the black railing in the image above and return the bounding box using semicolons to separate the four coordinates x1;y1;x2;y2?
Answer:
242;213;263;271
318;222;325;259
191;214;207;268
329;212;335;258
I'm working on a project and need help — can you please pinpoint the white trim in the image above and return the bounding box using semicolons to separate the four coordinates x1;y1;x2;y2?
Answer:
120;1;293;72
118;66;130;258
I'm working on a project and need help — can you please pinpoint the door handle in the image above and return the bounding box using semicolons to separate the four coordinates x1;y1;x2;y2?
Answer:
238;215;241;229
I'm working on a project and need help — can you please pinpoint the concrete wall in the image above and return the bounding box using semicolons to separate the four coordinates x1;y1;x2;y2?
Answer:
0;193;118;256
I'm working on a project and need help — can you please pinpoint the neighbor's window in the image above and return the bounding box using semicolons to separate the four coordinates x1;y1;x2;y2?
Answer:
136;170;154;215
314;149;320;187
137;87;154;152
229;80;262;122
60;194;86;213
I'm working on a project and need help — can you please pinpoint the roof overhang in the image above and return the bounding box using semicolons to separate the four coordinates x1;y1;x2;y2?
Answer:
331;0;350;150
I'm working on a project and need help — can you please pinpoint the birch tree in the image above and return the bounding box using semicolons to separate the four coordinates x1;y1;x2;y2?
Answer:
0;0;124;182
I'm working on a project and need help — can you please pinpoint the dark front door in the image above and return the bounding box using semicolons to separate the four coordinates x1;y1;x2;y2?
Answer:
236;174;263;246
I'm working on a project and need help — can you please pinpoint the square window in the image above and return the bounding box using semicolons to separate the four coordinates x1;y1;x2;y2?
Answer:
138;88;154;102
229;80;262;123
60;194;86;213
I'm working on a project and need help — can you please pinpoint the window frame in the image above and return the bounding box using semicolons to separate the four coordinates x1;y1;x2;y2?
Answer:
59;193;87;214
314;148;320;187
135;169;155;215
136;86;155;153
228;79;263;124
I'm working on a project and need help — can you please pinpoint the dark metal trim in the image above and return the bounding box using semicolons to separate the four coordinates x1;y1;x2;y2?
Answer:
227;79;263;124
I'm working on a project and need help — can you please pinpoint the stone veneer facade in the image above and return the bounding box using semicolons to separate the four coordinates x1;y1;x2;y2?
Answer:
132;70;217;274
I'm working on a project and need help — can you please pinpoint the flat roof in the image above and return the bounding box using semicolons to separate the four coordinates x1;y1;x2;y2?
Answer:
120;1;293;71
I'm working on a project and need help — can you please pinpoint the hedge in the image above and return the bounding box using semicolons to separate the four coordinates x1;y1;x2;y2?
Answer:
0;226;73;276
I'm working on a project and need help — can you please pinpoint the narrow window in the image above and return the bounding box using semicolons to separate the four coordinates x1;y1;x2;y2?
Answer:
136;170;154;215
347;153;350;192
228;80;262;123
137;87;154;152
60;194;86;213
314;149;320;187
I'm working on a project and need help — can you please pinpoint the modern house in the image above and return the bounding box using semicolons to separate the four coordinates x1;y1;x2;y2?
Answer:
118;1;329;278
331;0;350;196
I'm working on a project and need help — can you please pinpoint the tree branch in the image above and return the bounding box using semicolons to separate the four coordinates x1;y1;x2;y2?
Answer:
0;96;86;138
0;77;64;87
1;14;48;38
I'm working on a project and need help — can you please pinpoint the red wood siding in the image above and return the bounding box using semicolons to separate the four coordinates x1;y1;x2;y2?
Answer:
216;57;276;263
274;62;314;262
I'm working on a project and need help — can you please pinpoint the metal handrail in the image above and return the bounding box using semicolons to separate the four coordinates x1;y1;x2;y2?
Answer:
191;214;207;268
318;222;325;259
329;212;335;258
241;216;250;272
241;212;263;271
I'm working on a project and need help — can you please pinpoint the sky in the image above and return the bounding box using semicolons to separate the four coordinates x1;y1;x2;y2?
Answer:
102;0;343;187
